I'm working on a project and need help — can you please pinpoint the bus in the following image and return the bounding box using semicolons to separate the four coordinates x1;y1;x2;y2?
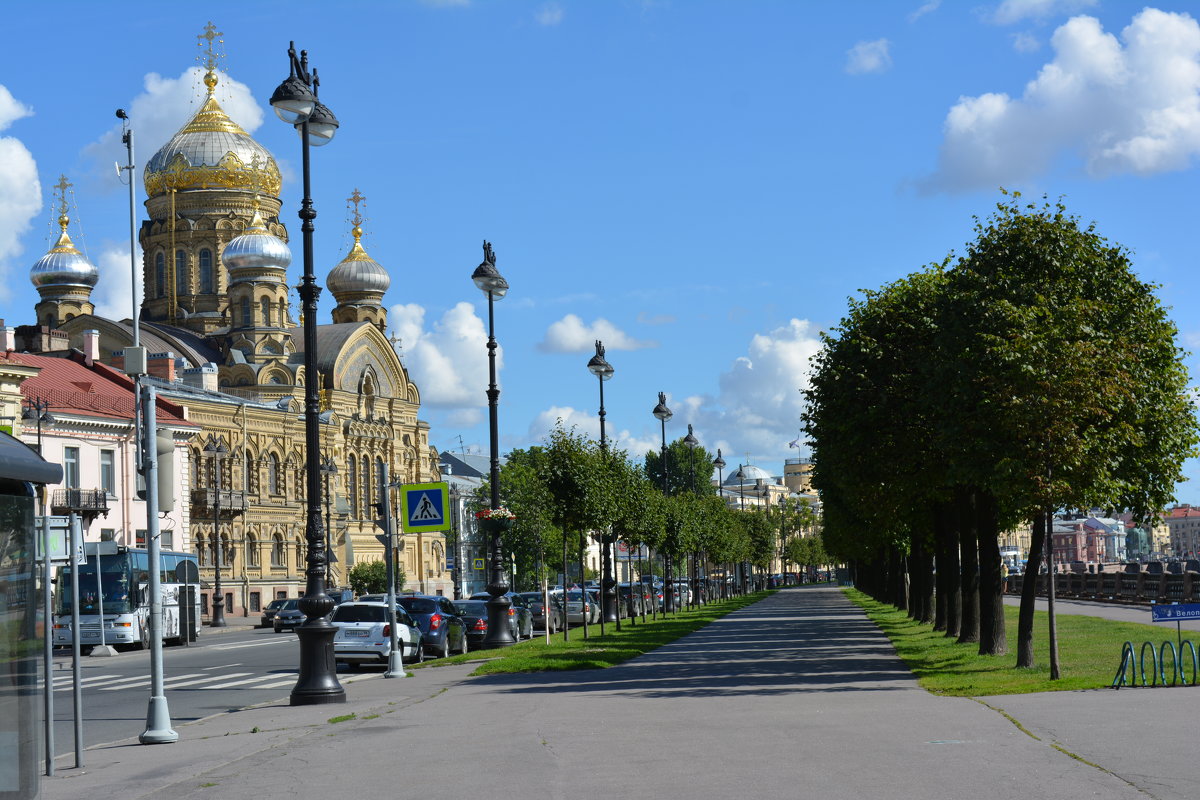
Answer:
52;544;200;650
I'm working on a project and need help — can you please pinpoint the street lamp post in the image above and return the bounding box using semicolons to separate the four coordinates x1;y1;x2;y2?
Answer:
652;392;672;612
22;398;54;455
320;457;338;587
587;341;617;626
203;440;229;627
682;424;698;610
472;241;515;648
271;40;344;706
735;465;747;594
713;449;726;599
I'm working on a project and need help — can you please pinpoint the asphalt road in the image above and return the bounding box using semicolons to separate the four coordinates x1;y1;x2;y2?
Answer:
46;625;374;758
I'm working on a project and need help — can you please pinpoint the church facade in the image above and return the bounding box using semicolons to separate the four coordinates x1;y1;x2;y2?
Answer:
20;46;449;618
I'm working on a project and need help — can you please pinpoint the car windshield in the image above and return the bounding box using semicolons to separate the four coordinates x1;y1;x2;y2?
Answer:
455;601;488;616
266;599;287;610
566;591;585;601
281;598;300;610
331;605;387;623
397;597;438;614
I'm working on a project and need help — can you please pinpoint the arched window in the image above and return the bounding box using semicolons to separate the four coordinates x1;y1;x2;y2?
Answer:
271;533;285;566
260;297;271;327
240;297;251;327
175;249;188;296
199;249;214;293
268;453;280;495
246;532;259;567
347;455;358;517
155;252;165;298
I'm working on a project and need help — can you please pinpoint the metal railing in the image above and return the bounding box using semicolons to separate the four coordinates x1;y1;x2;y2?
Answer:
190;488;248;513
50;488;109;515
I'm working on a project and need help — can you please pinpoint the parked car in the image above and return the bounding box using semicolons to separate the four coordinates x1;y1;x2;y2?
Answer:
395;595;469;658
468;591;534;640
616;584;646;617
561;590;596;626
272;598;304;632
454;600;493;648
260;597;289;628
330;601;423;668
517;591;564;632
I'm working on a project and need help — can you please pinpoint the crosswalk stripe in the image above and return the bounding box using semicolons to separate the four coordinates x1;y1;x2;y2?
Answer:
209;640;291;651
164;672;253;688
206;674;291;689
254;678;301;689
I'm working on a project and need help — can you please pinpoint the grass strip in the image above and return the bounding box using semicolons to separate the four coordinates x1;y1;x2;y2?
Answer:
414;590;774;676
844;588;1197;696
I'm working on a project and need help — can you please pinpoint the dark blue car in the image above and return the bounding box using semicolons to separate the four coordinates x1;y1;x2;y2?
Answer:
394;595;468;658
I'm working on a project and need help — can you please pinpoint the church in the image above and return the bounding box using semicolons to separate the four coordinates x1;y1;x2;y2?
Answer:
16;35;449;618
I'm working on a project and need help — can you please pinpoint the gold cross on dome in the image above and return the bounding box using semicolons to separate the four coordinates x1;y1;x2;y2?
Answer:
53;174;72;217
347;189;366;228
197;22;224;72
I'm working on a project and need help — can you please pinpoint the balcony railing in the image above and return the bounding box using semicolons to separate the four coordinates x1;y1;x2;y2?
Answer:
190;488;249;514
51;488;109;516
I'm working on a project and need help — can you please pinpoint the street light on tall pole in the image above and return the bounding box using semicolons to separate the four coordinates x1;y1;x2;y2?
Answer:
652;392;673;611
713;449;726;599
682;424;699;610
203;440;229;627
270;40;344;706
587;340;617;627
472;241;515;648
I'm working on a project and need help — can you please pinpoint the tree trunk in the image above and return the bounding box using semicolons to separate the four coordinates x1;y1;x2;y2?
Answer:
956;487;980;644
911;534;934;624
975;489;1007;656
1046;509;1061;680
1015;512;1045;668
890;547;908;610
935;501;960;637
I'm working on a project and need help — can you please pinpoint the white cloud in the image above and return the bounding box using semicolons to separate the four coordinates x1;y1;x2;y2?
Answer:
537;314;656;353
909;1;941;23
993;0;1096;26
679;319;821;466
845;39;893;75
91;244;142;321
1012;32;1042;52
0;84;40;304
83;67;266;189
526;404;661;461
925;8;1200;192
390;301;496;407
536;2;564;26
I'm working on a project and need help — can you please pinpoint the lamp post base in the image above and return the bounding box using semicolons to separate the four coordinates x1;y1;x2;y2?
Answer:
290;621;346;705
483;593;516;648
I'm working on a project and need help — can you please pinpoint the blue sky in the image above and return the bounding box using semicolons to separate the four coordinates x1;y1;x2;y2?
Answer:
4;1;1200;497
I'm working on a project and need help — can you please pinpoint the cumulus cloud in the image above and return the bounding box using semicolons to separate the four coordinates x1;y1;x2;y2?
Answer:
673;319;821;466
845;39;893;75
527;404;661;460
0;84;40;303
909;1;941;23
537;314;656;353
83;67;266;189
390;301;496;407
925;8;1200;192
536;2;564;26
993;0;1097;26
91;244;143;321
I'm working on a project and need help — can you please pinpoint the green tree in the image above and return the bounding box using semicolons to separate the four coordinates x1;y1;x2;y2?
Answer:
347;559;401;596
644;436;716;497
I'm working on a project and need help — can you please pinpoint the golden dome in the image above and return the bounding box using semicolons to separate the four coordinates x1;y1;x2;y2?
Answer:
143;73;281;198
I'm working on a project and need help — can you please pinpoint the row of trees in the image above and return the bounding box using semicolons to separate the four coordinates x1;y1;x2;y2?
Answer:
478;422;825;592
803;194;1198;668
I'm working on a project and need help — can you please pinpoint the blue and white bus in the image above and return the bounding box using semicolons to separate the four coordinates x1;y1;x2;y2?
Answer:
53;544;200;650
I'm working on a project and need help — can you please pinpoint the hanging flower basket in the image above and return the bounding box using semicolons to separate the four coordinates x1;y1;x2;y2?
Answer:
476;507;516;532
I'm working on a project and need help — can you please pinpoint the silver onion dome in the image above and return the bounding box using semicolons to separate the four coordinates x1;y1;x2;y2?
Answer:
222;208;292;282
327;225;390;297
30;216;99;288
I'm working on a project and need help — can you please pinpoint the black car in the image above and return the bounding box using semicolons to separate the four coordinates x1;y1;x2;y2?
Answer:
272;598;304;632
454;600;492;647
394;595;469;658
468;591;534;639
260;597;289;628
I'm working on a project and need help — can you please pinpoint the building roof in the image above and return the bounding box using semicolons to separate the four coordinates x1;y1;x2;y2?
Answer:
2;350;193;427
439;451;490;479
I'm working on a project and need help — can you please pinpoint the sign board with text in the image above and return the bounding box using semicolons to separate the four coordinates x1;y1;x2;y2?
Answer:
1151;603;1200;622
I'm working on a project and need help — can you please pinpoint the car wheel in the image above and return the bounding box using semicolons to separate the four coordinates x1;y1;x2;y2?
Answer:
439;636;450;659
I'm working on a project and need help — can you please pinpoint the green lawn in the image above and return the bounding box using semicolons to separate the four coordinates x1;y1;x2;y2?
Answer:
844;588;1197;696
414;591;773;676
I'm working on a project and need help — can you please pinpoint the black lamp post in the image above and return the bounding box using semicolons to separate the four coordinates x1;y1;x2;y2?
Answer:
713;449;725;598
271;41;344;706
22;398;54;455
735;464;747;594
320;457;338;587
587;341;618;625
682;424;698;609
203;440;229;627
473;241;515;648
652;392;673;611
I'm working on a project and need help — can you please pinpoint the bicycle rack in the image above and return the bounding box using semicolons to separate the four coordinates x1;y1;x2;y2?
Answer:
1112;639;1200;688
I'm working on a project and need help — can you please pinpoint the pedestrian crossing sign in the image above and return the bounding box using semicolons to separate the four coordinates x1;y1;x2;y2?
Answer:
399;482;450;533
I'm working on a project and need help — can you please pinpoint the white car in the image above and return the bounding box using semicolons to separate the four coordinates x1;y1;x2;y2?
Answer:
330;601;423;669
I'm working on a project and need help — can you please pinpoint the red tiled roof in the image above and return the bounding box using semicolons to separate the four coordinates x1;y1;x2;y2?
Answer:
2;350;193;426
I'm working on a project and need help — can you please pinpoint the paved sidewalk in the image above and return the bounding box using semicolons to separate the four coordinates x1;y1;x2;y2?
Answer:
38;587;1199;800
